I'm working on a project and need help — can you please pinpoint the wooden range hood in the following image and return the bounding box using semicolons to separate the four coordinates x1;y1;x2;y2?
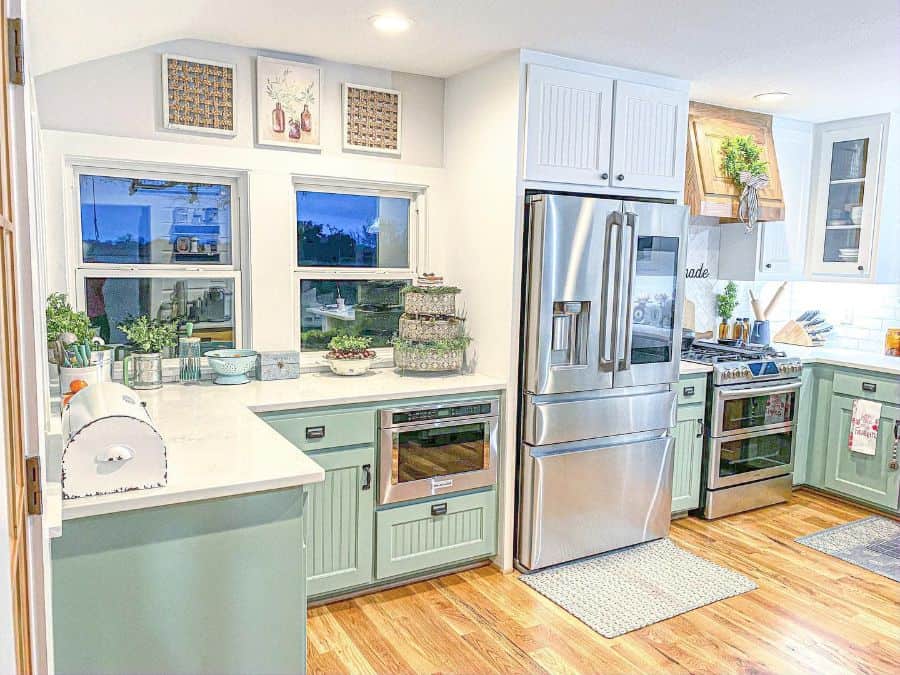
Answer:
684;102;785;221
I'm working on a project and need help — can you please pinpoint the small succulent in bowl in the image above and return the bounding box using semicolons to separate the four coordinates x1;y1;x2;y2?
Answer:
324;335;376;376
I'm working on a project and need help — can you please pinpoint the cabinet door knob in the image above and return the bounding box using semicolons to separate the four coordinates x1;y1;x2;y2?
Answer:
600;172;609;180
857;265;864;272
765;263;772;269
616;174;625;181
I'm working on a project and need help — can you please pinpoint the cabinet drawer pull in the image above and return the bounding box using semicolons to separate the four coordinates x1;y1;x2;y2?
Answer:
683;385;695;397
361;464;372;490
305;425;326;440
431;503;448;516
861;382;876;393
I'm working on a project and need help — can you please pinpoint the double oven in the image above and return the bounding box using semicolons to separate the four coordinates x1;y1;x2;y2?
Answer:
702;362;801;518
378;400;499;506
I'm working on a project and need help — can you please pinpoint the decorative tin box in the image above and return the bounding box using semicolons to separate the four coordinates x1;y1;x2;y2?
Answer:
257;351;300;381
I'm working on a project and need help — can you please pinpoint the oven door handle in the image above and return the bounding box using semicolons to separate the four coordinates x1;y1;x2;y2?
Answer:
714;380;801;401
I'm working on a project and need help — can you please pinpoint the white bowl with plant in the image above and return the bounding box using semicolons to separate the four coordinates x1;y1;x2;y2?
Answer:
323;335;376;376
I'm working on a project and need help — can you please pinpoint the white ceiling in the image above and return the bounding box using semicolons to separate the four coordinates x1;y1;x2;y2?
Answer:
27;0;900;122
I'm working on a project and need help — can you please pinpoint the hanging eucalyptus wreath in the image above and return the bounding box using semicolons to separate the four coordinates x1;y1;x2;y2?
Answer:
720;135;769;233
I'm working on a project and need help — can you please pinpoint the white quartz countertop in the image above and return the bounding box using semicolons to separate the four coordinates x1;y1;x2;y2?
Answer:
775;345;900;376
679;361;714;375
59;370;506;521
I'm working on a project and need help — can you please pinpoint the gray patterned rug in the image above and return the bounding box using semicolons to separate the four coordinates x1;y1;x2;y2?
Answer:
519;538;757;638
796;516;900;582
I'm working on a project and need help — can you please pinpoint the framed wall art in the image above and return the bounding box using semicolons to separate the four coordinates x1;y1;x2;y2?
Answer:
162;54;236;136
342;83;402;156
257;57;322;150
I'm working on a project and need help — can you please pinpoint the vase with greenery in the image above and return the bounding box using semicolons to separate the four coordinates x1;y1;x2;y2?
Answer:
720;135;769;232
117;316;178;389
716;281;738;340
323;334;376;376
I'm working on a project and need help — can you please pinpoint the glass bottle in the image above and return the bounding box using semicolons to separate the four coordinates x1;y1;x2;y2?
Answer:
272;102;285;133
718;319;730;340
300;104;312;132
731;318;744;341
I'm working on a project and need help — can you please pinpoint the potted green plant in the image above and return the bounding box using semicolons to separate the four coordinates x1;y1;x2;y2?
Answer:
716;281;738;341
46;293;92;358
45;293;112;391
323;334;377;376
392;336;472;372
118;316;178;390
400;285;461;317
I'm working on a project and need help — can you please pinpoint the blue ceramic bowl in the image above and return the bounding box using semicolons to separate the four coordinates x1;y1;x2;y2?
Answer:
205;349;259;385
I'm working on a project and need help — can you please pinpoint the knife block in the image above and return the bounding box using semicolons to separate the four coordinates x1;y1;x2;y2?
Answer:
773;320;817;347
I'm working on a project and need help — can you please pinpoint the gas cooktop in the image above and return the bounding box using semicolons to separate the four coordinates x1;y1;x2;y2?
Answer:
683;340;802;386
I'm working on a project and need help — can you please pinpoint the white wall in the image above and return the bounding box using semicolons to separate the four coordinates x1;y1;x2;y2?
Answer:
35;40;448;354
443;52;523;571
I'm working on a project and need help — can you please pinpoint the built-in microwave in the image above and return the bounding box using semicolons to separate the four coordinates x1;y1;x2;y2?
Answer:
378;399;499;506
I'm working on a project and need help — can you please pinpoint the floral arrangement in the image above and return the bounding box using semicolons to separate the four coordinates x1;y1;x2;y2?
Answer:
117;316;178;354
720;135;769;232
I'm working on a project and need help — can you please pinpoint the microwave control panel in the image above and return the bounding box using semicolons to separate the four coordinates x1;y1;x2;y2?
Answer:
391;403;493;424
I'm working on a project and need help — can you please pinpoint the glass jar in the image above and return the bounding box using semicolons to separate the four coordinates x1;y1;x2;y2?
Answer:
731;318;744;341
718;319;730;340
124;352;163;390
179;336;202;382
885;328;900;357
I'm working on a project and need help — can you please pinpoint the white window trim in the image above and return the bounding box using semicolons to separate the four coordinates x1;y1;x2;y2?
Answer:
66;159;251;352
291;176;427;362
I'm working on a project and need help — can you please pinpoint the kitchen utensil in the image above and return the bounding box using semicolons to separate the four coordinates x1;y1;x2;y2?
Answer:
764;282;787;319
749;320;771;346
749;290;765;321
206;349;259;385
683;299;696;331
59;363;104;393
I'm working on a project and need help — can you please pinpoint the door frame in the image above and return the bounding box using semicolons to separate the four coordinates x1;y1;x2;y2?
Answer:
2;1;53;672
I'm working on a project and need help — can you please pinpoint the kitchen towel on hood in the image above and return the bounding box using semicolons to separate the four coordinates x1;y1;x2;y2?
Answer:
848;399;881;456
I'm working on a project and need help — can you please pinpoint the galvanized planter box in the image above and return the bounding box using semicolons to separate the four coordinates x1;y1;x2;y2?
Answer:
402;291;457;317
398;316;462;342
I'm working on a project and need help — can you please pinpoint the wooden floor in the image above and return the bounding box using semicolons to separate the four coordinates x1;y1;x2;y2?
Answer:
307;490;900;674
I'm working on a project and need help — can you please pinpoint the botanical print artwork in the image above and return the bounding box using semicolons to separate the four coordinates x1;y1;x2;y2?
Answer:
342;84;401;155
257;57;321;150
162;55;235;135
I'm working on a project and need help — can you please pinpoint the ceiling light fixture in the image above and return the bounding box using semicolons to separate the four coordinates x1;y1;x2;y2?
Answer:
753;91;791;103
370;14;412;33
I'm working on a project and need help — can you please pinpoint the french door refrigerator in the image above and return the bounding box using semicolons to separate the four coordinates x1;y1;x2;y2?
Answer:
516;192;688;571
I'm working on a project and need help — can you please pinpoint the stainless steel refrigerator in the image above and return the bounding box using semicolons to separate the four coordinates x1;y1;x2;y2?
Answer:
516;192;689;571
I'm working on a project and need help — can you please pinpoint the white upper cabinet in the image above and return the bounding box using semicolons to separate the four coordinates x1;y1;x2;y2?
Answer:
524;65;614;185
805;115;898;281
610;81;687;192
523;63;687;193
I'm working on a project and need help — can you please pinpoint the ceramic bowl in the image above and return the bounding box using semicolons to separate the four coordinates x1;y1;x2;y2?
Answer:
205;349;259;385
324;355;375;376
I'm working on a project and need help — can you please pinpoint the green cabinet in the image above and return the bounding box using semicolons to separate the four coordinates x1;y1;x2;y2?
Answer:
824;396;900;510
671;373;707;514
305;446;375;598
672;403;704;513
375;489;497;579
52;489;306;675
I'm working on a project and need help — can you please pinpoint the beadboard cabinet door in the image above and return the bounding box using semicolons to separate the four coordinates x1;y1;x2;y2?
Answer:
672;403;705;513
611;81;687;192
524;64;614;185
305;446;375;597
823;396;900;511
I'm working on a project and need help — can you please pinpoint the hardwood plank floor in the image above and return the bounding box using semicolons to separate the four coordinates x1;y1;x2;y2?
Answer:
307;490;900;674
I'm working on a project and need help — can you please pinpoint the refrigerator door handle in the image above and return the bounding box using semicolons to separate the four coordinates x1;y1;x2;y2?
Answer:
619;211;639;372
606;211;625;371
599;213;620;366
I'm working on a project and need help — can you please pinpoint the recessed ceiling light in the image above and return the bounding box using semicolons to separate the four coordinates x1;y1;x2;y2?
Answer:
370;14;412;33
753;91;791;103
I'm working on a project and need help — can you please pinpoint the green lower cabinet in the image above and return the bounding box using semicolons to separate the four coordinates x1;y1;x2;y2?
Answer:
305;446;375;597
824;395;900;510
52;488;306;675
376;489;497;580
672;402;705;513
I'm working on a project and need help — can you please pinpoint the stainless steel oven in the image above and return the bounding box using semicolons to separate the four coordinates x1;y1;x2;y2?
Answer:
379;399;499;506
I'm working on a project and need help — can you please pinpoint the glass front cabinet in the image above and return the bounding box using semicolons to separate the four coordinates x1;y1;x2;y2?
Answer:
806;117;890;280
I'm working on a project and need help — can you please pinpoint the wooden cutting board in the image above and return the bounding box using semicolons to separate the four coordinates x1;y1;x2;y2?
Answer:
683;299;696;331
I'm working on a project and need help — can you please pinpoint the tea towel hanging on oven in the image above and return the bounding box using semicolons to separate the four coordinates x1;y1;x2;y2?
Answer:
848;398;881;456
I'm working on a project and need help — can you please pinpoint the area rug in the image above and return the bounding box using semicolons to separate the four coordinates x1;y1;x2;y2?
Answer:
796;516;900;582
519;538;757;638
